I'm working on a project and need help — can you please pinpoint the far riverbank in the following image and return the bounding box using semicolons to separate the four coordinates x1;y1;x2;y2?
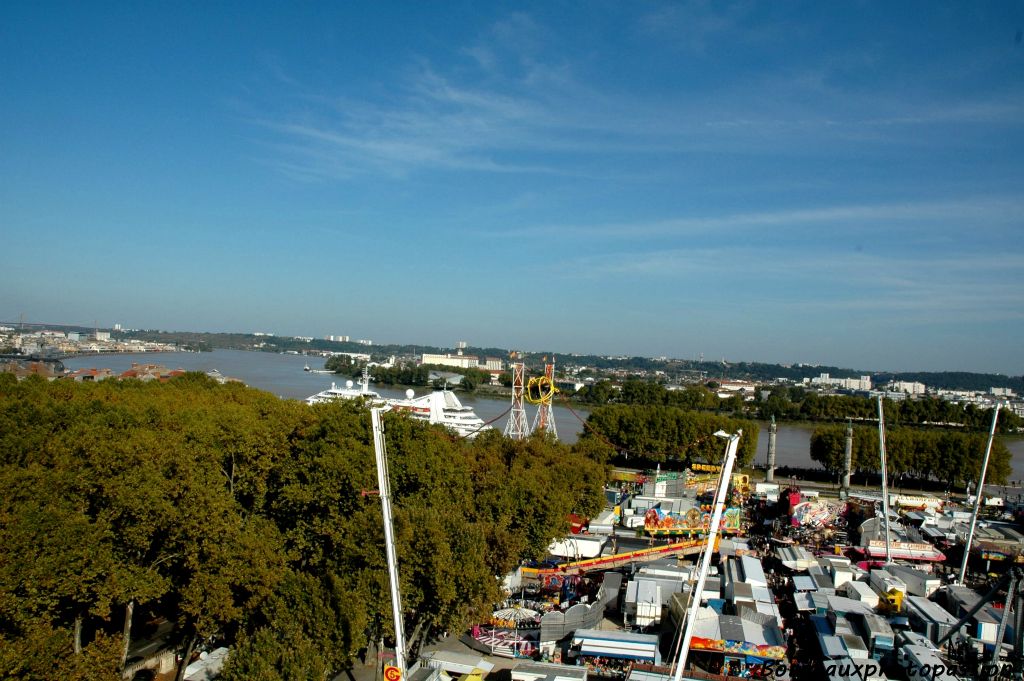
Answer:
63;349;1024;480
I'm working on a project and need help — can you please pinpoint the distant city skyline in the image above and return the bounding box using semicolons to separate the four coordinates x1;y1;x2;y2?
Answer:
2;3;1022;375
5;317;1022;379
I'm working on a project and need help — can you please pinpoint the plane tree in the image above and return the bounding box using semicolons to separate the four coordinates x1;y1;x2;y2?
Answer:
0;374;611;681
581;405;759;468
809;424;1012;488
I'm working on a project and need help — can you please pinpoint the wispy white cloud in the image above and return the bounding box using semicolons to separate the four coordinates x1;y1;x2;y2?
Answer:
553;245;1024;323
635;1;776;56
247;8;1024;181
502;197;1024;240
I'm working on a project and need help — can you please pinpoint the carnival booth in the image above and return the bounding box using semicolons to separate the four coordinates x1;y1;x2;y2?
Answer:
681;607;786;678
568;629;659;679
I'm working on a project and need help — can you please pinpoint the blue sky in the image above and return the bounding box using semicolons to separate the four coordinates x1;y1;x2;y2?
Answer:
2;2;1023;374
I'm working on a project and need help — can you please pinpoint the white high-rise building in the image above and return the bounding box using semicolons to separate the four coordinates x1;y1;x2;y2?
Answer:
891;381;926;395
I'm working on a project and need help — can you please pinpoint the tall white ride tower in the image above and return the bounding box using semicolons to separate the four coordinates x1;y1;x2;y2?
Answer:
503;360;529;440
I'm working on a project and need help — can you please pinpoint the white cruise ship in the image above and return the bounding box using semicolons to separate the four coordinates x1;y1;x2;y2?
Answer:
305;369;386;406
387;389;492;439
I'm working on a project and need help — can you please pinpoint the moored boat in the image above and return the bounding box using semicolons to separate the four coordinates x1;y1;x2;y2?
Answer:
387;388;492;439
305;368;385;406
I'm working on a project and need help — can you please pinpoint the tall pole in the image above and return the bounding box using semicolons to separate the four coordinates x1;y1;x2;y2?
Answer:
371;407;407;677
958;404;1002;585
877;397;892;565
841;419;853;499
989;570;1017;678
671;430;742;681
765;416;776;483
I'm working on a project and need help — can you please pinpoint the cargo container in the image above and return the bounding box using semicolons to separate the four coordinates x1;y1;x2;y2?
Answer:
885;564;940;598
856;613;895;660
897;644;964;681
868;569;907;599
905;595;962;645
843;581;880;608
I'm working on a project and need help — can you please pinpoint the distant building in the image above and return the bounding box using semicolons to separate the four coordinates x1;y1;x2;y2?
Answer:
67;368;116;382
555;379;585;393
811;373;872;391
94;331;111;342
891;381;927;395
326;335;350;342
329;351;371;363
420;349;505;373
2;360;62;380
356;339;373;346
717;380;757;394
426;370;464;386
991;387;1016;398
480;356;504;371
422;350;478;369
119;363;185;382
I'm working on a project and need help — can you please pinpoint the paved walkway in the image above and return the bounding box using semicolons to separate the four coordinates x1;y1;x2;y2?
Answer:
341;617;623;681
340;634;519;681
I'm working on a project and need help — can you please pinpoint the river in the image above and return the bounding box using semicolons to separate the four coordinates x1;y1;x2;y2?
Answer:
63;349;1024;481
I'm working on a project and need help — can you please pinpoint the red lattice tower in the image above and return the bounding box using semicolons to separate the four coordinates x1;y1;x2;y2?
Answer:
503;361;528;440
530;360;558;438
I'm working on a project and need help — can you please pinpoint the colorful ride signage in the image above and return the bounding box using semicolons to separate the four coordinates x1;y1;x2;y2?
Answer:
384;666;402;681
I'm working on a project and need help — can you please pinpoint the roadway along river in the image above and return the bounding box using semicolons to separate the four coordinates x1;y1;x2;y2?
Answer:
63;349;1024;480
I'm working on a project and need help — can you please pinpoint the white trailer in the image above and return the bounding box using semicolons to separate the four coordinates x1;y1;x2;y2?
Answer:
548;535;606;559
588;509;618;535
897;645;964;681
843;580;880;608
868;569;907;598
886;564;941;598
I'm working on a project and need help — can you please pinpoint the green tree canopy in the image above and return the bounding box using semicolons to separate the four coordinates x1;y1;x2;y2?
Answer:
809;424;1013;487
0;374;607;679
580;404;759;468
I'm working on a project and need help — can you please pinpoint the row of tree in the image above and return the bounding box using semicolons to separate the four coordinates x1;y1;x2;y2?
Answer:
324;355;434;387
809;424;1013;488
0;374;607;680
570;379;1018;433
576;381;721;411
323;358;494;392
758;389;1019;432
579;404;759;469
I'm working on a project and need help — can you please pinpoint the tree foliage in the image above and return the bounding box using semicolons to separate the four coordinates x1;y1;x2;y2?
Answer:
0;374;605;679
580;404;759;469
809;424;1013;487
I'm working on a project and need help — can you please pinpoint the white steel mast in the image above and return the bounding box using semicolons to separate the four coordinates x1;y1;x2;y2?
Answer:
958;403;1002;585
671;430;743;681
877;396;892;565
371;406;407;677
